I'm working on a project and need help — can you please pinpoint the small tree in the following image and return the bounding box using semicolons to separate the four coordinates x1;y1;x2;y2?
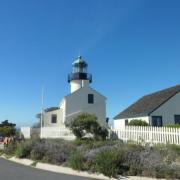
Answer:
0;120;16;127
128;119;149;126
66;113;108;140
0;120;16;137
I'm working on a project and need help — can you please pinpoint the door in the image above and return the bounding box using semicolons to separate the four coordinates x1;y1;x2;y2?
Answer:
151;116;163;127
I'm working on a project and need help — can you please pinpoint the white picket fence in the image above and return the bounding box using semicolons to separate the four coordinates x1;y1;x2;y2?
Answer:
21;126;180;145
112;126;180;145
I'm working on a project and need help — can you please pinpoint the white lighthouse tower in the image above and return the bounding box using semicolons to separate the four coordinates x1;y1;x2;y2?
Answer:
68;56;92;93
39;56;107;130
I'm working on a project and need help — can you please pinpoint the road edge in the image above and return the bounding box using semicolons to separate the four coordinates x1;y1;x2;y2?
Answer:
0;155;115;180
0;156;165;180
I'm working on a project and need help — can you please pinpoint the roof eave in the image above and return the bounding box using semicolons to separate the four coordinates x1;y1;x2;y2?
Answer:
113;113;149;120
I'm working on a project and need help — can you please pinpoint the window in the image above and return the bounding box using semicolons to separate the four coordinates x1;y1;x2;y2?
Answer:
125;119;128;126
88;94;94;104
51;114;57;123
106;118;109;123
174;115;180;124
151;116;163;127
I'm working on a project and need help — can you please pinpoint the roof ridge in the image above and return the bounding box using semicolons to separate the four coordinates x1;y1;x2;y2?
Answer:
114;84;180;120
143;84;180;97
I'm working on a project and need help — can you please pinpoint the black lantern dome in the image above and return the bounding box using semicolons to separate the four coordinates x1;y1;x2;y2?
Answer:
68;56;92;83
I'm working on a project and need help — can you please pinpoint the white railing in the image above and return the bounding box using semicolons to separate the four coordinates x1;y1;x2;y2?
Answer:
112;126;180;145
21;127;75;140
41;127;75;140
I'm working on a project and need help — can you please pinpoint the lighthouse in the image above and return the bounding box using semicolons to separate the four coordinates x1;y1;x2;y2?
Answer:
39;56;107;130
68;56;92;93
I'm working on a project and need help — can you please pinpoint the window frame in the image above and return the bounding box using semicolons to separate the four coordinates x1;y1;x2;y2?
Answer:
151;116;163;127
51;114;57;124
125;119;128;126
88;94;94;104
174;115;180;124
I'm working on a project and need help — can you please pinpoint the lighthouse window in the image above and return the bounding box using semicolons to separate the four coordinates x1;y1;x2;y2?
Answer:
88;94;94;104
51;114;57;123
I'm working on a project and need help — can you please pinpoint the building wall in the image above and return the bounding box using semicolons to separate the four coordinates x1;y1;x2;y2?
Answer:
70;80;82;93
114;119;125;129
43;87;106;128
114;116;149;129
65;87;107;127
150;92;180;125
70;80;90;93
59;99;66;123
43;109;64;127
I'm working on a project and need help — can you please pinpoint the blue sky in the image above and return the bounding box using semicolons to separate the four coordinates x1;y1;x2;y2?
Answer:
0;0;180;127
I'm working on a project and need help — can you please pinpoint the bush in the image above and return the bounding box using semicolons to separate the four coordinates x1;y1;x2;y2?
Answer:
15;139;76;165
0;120;16;137
68;151;84;170
154;165;180;179
16;139;37;158
123;146;165;177
41;139;75;165
66;113;108;140
30;143;46;160
4;141;17;155
128;119;149;126
92;149;122;177
94;126;108;141
165;124;180;128
4;137;180;179
0;126;16;137
167;144;180;155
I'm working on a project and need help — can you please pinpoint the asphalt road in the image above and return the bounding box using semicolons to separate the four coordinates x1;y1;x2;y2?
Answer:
0;158;97;180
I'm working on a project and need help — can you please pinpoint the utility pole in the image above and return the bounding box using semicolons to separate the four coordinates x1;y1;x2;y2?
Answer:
40;86;44;139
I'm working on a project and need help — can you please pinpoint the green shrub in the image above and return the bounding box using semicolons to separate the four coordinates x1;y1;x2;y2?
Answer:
4;141;17;155
128;119;149;126
74;138;95;146
42;139;75;165
0;120;16;137
153;165;180;179
68;151;84;170
4;137;179;179
10;139;75;164
0;150;4;156
31;160;38;167
167;144;180;154
30;143;45;160
16;139;37;158
165;124;180;128
66;113;108;140
94;127;108;140
92;149;121;177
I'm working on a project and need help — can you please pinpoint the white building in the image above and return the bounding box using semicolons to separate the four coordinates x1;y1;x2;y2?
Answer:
114;85;180;129
41;56;107;128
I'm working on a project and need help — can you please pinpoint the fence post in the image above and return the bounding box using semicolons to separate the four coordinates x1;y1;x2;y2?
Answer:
179;128;180;145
